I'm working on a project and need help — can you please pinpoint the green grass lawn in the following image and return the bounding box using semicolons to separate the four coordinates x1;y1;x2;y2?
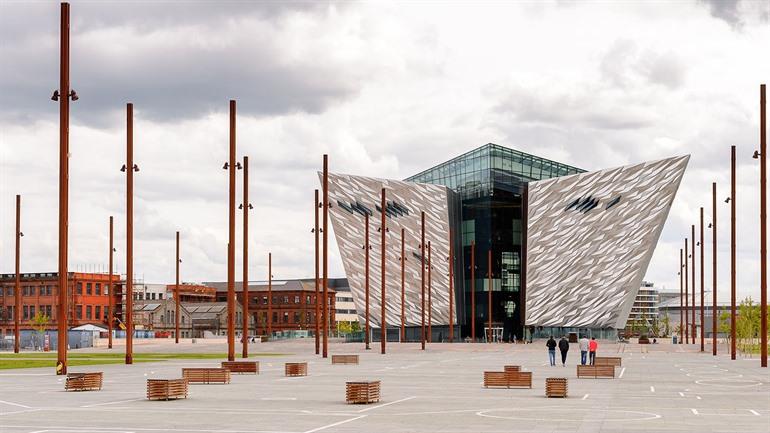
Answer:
0;352;289;370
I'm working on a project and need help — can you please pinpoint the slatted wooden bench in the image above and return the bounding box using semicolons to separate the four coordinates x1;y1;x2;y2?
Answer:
65;372;103;391
332;355;359;365
594;356;622;367
147;378;188;400
346;381;380;404
221;361;259;374
285;362;308;377
503;365;521;373
577;365;615;379
182;368;231;384
483;371;532;388
546;377;568;398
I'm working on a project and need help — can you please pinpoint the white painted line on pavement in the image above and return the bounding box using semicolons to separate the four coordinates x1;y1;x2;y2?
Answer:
749;410;760;416
650;386;655;392
261;397;297;401
303;415;366;433
0;399;32;409
80;398;143;408
618;367;626;378
691;408;699;415
356;396;417;413
679;392;685;397
582;394;589;400
696;396;702;400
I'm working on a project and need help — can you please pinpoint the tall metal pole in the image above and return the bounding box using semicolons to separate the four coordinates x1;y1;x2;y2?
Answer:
314;189;320;354
691;225;696;344
14;195;21;353
679;248;683;344
364;212;370;350
380;187;386;354
700;208;705;352
175;231;180;344
108;216;113;349
684;238;689;343
712;182;718;356
242;156;249;358
322;154;329;358
428;241;433;343
227;100;236;362
268;252;272;337
56;1;70;375
420;211;426;350
730;146;737;360
471;240;476;342
449;229;454;343
400;228;405;342
487;249;492;343
759;84;767;367
125;103;134;365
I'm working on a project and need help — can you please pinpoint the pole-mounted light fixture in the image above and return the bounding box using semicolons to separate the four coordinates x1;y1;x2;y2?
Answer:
754;150;761;159
725;197;731;203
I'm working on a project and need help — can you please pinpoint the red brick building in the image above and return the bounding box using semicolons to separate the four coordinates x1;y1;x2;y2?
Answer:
205;279;335;336
166;283;217;302
0;272;123;337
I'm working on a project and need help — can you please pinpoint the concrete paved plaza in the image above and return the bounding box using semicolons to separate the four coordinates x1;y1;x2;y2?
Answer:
1;340;769;433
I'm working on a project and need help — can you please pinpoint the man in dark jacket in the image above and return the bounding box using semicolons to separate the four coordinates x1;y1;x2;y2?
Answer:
558;336;570;367
546;336;557;366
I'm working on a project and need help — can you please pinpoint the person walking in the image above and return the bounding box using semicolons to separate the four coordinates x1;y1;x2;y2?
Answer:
589;336;598;365
558;336;570;366
579;335;590;365
546;336;557;366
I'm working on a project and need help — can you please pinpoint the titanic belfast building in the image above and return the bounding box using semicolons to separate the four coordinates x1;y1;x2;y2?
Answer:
323;143;688;341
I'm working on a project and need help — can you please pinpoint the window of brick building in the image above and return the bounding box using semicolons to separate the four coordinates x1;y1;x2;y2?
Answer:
95;306;101;321
272;312;278;324
86;283;92;295
76;305;83;320
95;283;101;295
293;312;300;323
23;305;28;320
294;296;300;304
283;296;289;304
282;312;289;323
86;305;92;319
77;283;83;295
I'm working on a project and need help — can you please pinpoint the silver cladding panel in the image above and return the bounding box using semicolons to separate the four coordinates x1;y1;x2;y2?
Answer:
322;173;452;327
525;155;689;329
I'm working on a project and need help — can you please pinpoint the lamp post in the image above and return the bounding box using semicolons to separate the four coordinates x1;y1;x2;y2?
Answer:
123;102;139;365
108;216;114;349
679;248;683;344
428;241;432;342
380;187;386;355
268;252;272;337
322;154;329;358
14;194;21;353
448;229;454;343
758;84;767;368
684;238;689;343
712;182;718;356
729;145;737;360
175;231;180;344
691;225;696;344
471;240;476;342
241;155;251;358
400;228;405;342
420;211;426;351
700;208;705;352
314;189;320;355
487;249;492;343
364;212;370;350
226;100;237;362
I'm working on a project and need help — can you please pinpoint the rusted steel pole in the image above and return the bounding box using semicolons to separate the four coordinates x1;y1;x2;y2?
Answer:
712;182;718;356
227;100;236;362
730;146;737;360
56;1;70;375
108;216;113;349
365;212;370;350
471;240;476;342
691;225;696;343
125;103;134;365
700;208;705;352
426;242;433;341
314;189;320;354
380;187;386;354
679;248;683;343
400;228;405;342
488;249;492;343
322;154;329;358
420;211;426;350
242;156;249;358
684;238;689;343
175;231;180;344
759;84;767;367
448;229;454;343
14;195;21;353
268;252;272;336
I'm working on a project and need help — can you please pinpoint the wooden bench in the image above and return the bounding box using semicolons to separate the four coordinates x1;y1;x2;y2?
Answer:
346;381;380;404
503;365;521;373
147;379;188;400
182;368;231;384
332;355;359;365
221;361;259;374
483;371;532;388
577;365;615;379
546;377;568;398
285;362;308;377
594;356;622;367
65;372;103;391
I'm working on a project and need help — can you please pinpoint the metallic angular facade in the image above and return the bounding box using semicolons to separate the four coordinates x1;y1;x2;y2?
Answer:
525;155;690;329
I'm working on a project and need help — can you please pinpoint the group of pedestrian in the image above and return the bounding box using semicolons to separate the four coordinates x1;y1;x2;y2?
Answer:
546;335;598;366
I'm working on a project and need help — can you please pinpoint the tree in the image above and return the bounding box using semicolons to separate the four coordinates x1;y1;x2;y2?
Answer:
660;312;671;337
31;310;50;351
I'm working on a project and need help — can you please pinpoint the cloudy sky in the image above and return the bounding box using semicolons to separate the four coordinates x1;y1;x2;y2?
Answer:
1;1;768;301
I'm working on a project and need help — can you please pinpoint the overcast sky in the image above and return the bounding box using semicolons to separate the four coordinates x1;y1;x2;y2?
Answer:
1;0;768;302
